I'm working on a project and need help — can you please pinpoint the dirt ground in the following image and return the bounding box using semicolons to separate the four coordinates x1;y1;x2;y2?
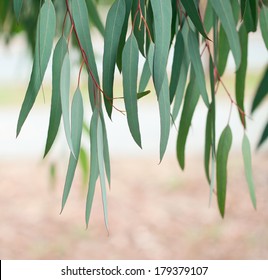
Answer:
0;152;268;260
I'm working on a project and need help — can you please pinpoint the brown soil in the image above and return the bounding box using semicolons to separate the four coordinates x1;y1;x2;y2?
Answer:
0;152;268;259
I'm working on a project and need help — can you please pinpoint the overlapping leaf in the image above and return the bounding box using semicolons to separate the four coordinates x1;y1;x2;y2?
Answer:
13;0;23;21
260;6;268;50
85;0;105;36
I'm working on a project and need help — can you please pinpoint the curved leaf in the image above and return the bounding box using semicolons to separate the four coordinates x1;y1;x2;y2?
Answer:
260;5;268;50
122;34;142;148
242;133;256;209
44;37;68;157
85;0;105;36
103;0;126;117
257;121;268;148
138;60;151;93
17;0;56;136
151;0;172;95
13;0;23;21
209;0;241;70
235;24;248;127
61;88;84;213
60;53;75;156
216;125;232;218
188;30;209;107
176;79;200;170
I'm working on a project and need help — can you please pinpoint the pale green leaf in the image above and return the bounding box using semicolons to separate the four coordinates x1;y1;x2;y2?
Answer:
86;0;105;36
44;37;68;157
103;0;126;117
216;125;232;218
122;34;142;148
242;133;256;209
138;60;151;93
17;0;56;136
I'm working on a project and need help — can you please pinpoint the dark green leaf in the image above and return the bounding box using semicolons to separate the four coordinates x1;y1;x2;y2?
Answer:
13;0;23;21
243;0;258;32
86;0;105;36
242;133;256;209
17;0;56;136
218;26;229;76
257;121;268;148
204;109;212;182
180;0;209;39
235;24;248;127
151;0;172;95
137;90;150;100
103;0;126;117
122;34;142;148
209;0;241;70
216;125;232;218
251;66;268;112
61;88;84;213
204;1;213;33
176;79;200;170
260;6;268;50
44;37;68;157
188;30;209;107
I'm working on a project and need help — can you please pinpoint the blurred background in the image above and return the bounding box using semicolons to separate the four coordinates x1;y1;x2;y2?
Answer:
0;0;268;259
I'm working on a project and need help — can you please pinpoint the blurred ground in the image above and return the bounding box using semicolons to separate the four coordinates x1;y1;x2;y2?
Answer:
0;151;268;259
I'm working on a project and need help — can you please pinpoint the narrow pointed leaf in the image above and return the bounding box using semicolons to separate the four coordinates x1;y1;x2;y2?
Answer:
122;34;142;148
251;66;268;113
138;60;151;93
188;30;209;107
17;0;56;136
137;90;151;100
235;24;248;127
204;109;212;182
258;121;268;148
86;0;105;36
103;0;126;117
60;53;75;156
44;37;68;157
204;1;213;33
151;0;172;95
176;79;200;170
216;125;232;218
180;0;209;39
218;26;230;76
260;6;268;50
209;0;241;70
61;88;84;212
242;133;256;209
243;0;258;32
13;0;23;21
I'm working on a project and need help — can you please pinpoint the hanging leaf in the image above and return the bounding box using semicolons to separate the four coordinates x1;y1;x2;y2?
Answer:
60;53;75;156
170;30;184;103
138;60;151;93
242;133;256;209
216;125;232;218
151;0;172;96
204;109;212;183
17;0;56;136
251;66;268;113
176;79;200;170
85;0;105;36
209;0;241;70
13;0;23;21
180;0;209;39
61;88;84;213
218;26;229;76
257;121;268;148
122;34;142;148
204;1;213;33
188;30;209;107
159;74;171;162
243;0;258;33
235;24;248;127
137;90;150;100
260;6;268;50
79;147;89;187
102;0;126;117
44;37;68;157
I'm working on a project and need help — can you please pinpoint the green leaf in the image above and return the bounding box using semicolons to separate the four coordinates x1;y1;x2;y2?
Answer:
218;26;229;76
159;74;171;162
258;121;268;148
204;109;212;183
260;6;268;50
188;30;209;107
243;0;258;33
204;1;213;33
44;37;68;157
13;0;23;21
216;125;232;218
138;60;151;93
79;147;89;186
97;118;109;232
176;79;200;170
86;110;99;227
61;88;84;213
86;0;105;36
170;30;184;103
137;90;151;100
235;24;248;127
122;34;142;148
17;0;56;136
180;0;209;39
102;0;126;117
151;0;172;96
251;66;268;113
60;53;75;157
209;0;241;70
242;133;256;209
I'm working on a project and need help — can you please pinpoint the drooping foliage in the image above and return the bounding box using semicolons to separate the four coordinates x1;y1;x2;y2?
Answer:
7;0;268;227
